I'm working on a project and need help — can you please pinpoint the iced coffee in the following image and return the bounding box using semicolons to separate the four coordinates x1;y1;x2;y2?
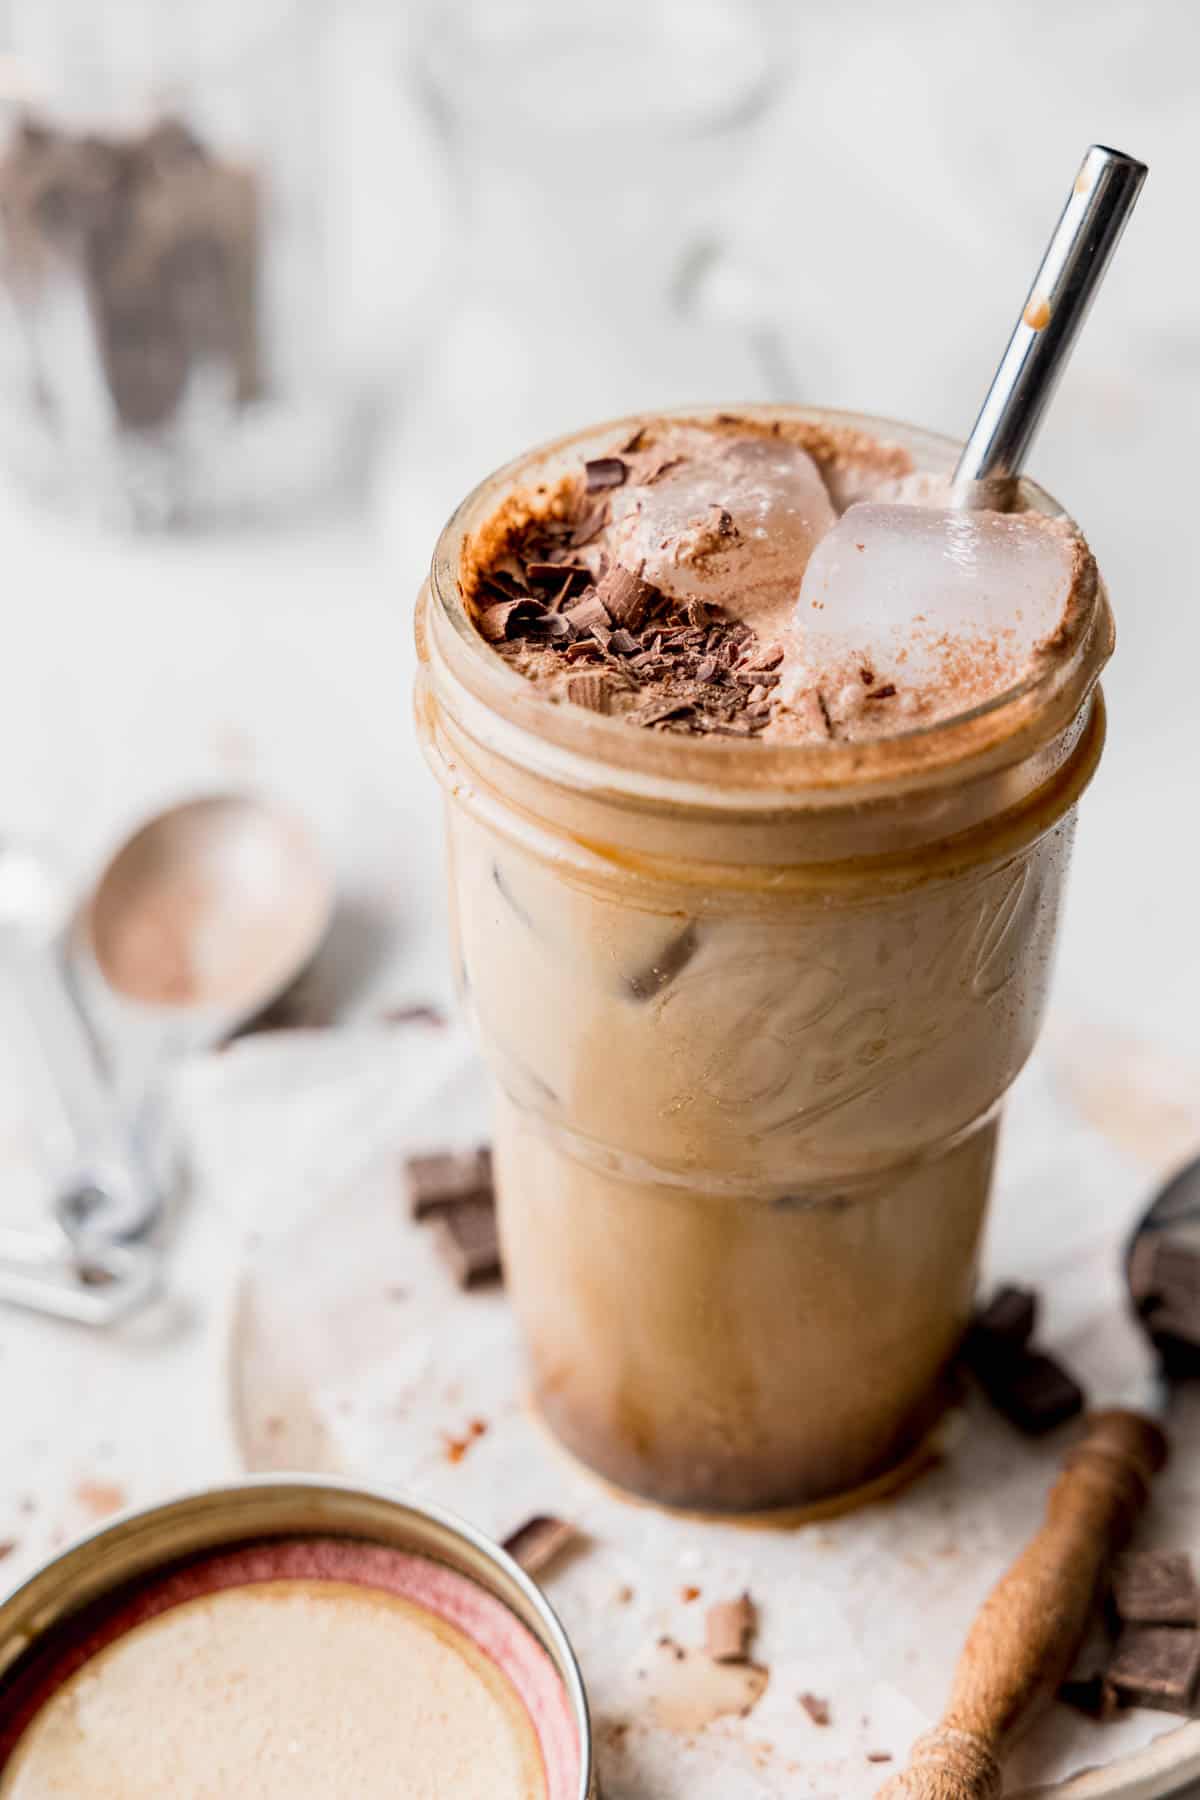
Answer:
415;408;1113;1514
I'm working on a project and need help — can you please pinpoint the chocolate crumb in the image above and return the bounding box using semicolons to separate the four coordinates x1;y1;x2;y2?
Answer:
706;1593;757;1664
799;1692;831;1726
681;1586;701;1603
431;1198;502;1289
502;1515;579;1577
965;1285;1039;1371
0;1542;15;1561
1112;1550;1200;1627
565;672;612;713
867;1752;893;1764
584;456;628;492
1106;1625;1200;1714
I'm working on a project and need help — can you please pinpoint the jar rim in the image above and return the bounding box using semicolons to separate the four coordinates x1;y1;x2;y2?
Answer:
424;404;1113;809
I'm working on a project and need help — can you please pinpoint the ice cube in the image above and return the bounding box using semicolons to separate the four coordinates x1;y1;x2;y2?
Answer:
610;437;837;624
789;502;1081;729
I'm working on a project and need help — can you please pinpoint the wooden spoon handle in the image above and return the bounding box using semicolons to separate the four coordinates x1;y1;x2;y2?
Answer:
875;1409;1167;1800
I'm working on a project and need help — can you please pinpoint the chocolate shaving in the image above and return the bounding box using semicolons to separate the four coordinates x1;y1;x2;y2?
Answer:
431;1197;502;1289
563;593;612;634
502;1515;580;1577
597;564;655;631
609;628;639;655
706;1593;757;1664
799;1693;831;1726
584;456;628;492
404;1147;493;1220
565;672;611;713
865;683;897;701
627;698;693;728
478;598;541;643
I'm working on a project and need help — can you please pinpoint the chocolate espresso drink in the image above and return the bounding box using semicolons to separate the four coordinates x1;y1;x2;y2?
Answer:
415;408;1113;1514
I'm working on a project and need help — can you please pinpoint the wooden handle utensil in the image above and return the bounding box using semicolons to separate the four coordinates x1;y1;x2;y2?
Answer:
876;1409;1167;1800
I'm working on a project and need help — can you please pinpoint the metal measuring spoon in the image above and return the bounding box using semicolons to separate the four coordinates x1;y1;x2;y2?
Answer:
1;795;333;1321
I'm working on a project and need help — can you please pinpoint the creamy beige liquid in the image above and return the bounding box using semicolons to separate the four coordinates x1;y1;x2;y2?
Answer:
0;1581;547;1799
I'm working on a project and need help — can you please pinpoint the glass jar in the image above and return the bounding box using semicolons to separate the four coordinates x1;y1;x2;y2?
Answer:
415;405;1114;1513
0;0;364;525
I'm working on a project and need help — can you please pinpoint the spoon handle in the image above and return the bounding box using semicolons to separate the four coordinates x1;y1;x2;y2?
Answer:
0;932;162;1247
875;1410;1167;1800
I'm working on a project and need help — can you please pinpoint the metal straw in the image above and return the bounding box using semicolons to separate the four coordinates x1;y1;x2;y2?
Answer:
953;144;1147;505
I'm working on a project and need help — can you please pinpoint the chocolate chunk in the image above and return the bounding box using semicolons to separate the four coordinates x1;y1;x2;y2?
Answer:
626;923;698;1000
1106;1625;1200;1714
431;1197;502;1289
565;672;611;713
706;1593;757;1664
965;1285;1039;1375
1112;1551;1200;1627
597;565;655;631
563;593;612;635
975;1284;1039;1348
799;1693;831;1726
1130;1232;1200;1358
502;1515;579;1577
584;456;628;492
404;1147;493;1219
976;1348;1085;1435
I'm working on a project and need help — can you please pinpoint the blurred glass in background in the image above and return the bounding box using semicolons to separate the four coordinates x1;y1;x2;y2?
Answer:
375;0;799;559
0;0;373;526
